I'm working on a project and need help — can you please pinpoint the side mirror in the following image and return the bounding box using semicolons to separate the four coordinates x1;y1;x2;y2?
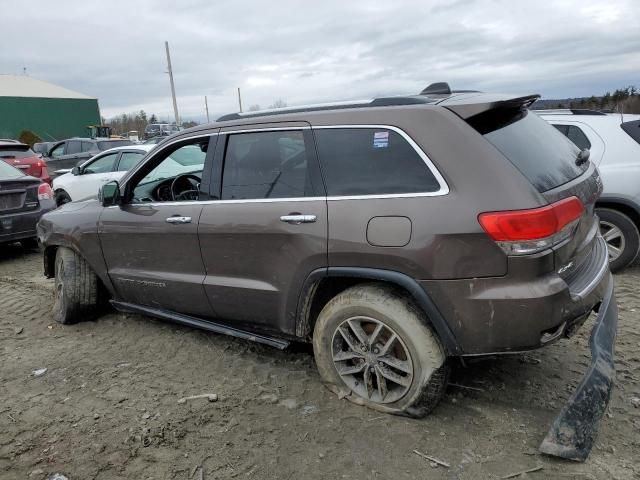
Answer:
71;166;81;176
99;180;121;207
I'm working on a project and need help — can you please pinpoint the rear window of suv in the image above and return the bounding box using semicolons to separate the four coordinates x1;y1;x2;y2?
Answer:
0;145;36;159
314;128;441;196
470;109;587;192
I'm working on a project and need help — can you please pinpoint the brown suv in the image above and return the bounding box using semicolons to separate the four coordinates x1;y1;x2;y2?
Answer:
37;84;617;461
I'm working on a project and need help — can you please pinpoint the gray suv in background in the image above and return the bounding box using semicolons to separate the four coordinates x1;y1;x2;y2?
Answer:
45;138;134;175
38;84;617;461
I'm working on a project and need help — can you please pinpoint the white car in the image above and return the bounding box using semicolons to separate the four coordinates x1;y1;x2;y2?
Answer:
53;145;154;206
538;109;640;271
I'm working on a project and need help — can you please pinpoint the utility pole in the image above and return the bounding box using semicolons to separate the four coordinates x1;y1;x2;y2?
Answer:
237;87;243;113
204;96;210;123
165;41;180;126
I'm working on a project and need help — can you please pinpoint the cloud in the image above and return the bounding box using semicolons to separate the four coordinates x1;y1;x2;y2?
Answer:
1;0;638;122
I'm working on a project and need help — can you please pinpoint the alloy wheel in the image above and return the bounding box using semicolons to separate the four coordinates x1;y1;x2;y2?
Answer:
331;316;413;404
600;220;626;261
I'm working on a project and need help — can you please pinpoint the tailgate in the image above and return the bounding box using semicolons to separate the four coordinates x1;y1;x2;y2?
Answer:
0;179;40;214
543;164;603;287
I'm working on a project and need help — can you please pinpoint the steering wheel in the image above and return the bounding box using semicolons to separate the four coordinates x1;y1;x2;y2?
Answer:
170;174;201;201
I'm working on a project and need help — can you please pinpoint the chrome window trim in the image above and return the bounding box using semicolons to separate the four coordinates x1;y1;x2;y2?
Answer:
220;126;311;134
122;124;449;207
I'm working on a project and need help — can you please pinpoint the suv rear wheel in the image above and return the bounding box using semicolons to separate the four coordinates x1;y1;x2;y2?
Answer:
313;284;448;417
53;247;100;324
597;208;640;272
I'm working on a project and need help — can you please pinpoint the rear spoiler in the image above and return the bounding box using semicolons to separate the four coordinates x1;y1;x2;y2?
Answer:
441;94;541;119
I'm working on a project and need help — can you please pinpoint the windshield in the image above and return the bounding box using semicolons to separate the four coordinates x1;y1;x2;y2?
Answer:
138;156;202;185
0;145;36;159
0;160;24;178
98;140;133;150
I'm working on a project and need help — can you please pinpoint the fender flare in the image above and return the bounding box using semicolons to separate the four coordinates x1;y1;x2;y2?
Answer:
295;267;463;356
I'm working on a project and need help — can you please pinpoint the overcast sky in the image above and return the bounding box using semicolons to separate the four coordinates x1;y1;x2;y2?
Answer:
2;0;639;122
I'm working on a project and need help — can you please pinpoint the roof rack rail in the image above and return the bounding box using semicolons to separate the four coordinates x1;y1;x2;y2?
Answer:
216;82;479;122
216;96;437;122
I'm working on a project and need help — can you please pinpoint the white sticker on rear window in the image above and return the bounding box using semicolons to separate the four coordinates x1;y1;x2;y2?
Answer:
373;131;389;148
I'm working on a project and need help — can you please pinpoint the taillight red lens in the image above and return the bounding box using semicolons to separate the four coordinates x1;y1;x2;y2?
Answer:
478;196;584;241
38;182;54;201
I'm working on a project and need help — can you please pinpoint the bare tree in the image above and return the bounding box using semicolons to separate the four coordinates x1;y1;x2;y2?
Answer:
248;104;261;111
268;99;287;109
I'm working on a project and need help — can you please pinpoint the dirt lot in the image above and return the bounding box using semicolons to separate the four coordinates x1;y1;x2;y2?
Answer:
1;245;639;480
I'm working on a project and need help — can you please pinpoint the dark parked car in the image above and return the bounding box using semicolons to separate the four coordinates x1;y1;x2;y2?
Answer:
45;138;133;175
38;84;617;461
143;123;179;139
0;141;51;185
1;160;55;247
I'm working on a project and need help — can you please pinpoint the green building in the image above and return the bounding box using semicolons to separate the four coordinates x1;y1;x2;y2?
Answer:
0;74;100;141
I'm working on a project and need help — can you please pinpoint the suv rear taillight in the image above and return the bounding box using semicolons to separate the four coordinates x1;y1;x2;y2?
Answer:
38;182;54;201
478;196;584;255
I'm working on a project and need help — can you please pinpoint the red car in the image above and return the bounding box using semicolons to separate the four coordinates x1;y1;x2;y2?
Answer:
0;141;51;185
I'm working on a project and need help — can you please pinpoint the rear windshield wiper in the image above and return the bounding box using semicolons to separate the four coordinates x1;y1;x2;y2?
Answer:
576;148;590;166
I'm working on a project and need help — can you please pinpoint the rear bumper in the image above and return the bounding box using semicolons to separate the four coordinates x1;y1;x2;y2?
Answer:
419;236;611;355
539;274;617;461
0;201;55;243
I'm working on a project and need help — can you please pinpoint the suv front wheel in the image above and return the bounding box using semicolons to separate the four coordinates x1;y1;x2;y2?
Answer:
597;208;640;272
53;247;101;324
313;284;449;418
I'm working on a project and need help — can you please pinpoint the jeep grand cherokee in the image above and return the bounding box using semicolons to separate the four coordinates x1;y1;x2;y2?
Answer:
38;83;617;461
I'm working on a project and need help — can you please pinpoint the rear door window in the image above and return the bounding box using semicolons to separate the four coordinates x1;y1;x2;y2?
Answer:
472;110;587;192
221;130;311;200
83;152;119;174
313;128;441;196
66;140;82;155
552;124;592;150
117;152;145;171
81;141;96;152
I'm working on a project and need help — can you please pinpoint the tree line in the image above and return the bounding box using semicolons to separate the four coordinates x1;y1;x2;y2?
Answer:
102;111;197;135
536;86;640;113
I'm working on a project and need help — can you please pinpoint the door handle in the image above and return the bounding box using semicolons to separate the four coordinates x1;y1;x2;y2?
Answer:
280;214;317;224
166;216;192;224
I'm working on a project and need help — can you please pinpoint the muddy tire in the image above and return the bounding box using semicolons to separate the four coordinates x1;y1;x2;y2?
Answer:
52;247;100;324
313;283;448;418
597;208;640;273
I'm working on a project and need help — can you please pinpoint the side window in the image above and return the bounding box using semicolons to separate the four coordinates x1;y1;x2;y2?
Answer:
49;143;65;159
66;141;82;155
552;124;570;136
221;130;310;200
117;152;145;171
553;124;591;150
566;126;591;150
314;128;441;196
83;152;119;174
81;141;95;152
132;137;210;202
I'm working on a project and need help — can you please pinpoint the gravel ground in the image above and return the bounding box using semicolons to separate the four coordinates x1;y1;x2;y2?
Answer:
1;245;639;480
